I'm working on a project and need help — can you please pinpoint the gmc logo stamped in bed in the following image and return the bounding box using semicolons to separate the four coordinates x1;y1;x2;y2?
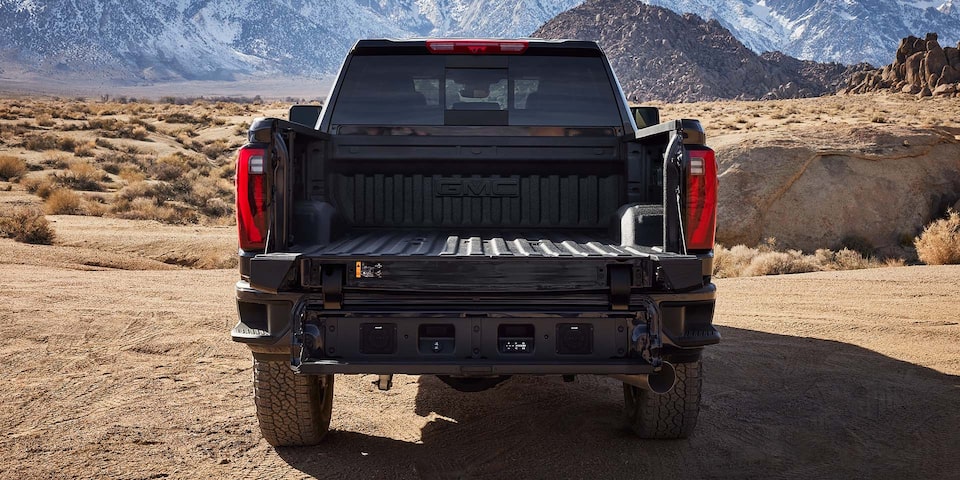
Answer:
435;179;520;197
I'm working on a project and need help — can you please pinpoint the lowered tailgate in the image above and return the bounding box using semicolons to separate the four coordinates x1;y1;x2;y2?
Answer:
248;230;707;296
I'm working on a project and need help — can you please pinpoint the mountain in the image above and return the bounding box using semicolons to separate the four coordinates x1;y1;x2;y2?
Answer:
638;0;960;67
0;0;582;84
533;0;864;102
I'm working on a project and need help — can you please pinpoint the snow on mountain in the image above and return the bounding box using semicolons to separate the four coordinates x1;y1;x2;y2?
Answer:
3;0;959;89
0;0;583;84
640;0;960;66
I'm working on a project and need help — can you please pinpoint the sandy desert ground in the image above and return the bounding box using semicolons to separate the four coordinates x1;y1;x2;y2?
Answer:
1;226;958;479
0;94;958;479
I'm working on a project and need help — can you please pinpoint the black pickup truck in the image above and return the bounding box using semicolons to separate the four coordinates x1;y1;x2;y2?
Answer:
231;39;720;446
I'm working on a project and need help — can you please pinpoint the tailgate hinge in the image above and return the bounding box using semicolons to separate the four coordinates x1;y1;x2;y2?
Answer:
322;265;344;309
609;264;633;311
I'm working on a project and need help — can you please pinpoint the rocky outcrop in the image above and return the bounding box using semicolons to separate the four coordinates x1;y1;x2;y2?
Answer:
533;0;859;102
846;33;960;97
714;126;960;255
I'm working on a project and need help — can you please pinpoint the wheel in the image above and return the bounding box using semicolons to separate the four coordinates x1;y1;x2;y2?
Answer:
623;360;702;439
253;358;334;446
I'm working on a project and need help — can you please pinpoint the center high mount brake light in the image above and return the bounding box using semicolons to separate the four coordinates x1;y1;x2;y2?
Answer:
426;40;529;55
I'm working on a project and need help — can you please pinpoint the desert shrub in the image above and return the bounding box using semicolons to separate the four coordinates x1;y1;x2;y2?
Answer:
714;242;901;278
23;133;59;151
87;117;150;140
0;206;55;244
201;140;230;160
118;166;146;183
741;250;820;277
126;125;149;140
162;112;206;124
21;175;56;199
112;197;197;224
35;113;55;127
201;197;232;218
40;153;70;170
44;188;82;214
73;140;97;157
830;248;878;270
52;161;106;191
101;162;121;175
714;244;762;278
0;155;27;180
914;210;960;265
215;162;235;179
130;117;157;132
83;198;108;217
56;136;78;152
839;235;875;257
148;153;192;181
95;138;117;150
87;117;120;130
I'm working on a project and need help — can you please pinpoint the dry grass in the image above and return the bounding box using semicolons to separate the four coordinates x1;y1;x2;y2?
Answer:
915;210;960;265
21;175;56;199
652;94;960;138
52;161;107;191
0;155;27;180
0;97;272;226
112;197;184;224
714;239;903;278
44;188;82;215
0;206;55;244
22;133;59;151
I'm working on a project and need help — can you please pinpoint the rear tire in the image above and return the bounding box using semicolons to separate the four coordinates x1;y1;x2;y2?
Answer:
253;358;334;447
623;360;702;439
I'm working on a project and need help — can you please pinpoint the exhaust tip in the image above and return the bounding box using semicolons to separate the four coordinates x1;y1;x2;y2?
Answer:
647;362;677;395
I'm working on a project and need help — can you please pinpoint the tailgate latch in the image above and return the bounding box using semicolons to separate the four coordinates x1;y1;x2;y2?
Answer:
608;264;633;311
322;265;344;309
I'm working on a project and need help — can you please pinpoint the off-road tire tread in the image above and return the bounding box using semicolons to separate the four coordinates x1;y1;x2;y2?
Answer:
253;359;333;447
624;360;702;439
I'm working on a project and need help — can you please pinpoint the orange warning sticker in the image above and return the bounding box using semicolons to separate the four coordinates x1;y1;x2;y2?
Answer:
355;261;362;279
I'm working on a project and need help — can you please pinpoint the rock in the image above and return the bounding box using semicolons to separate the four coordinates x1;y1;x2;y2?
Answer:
941;65;960;85
846;33;960;97
925;41;948;83
904;52;925;87
946;47;960;68
714;126;960;253
933;83;957;96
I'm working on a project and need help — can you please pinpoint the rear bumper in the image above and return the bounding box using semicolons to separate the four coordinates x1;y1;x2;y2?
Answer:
232;281;719;374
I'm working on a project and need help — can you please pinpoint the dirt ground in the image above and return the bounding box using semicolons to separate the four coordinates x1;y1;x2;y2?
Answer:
1;234;958;480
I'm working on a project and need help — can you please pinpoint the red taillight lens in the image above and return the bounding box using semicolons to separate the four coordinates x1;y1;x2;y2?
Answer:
684;148;718;251
236;147;268;251
426;39;528;55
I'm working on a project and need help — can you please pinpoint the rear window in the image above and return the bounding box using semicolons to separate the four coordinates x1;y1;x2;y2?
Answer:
330;55;622;128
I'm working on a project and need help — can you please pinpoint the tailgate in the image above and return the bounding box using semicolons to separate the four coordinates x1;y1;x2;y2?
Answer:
248;231;706;297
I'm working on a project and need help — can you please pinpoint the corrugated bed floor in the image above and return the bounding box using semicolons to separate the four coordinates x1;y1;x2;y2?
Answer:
308;231;660;258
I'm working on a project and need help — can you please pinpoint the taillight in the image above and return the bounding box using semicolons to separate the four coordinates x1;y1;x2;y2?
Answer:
684;148;718;251
426;39;528;55
236;146;268;251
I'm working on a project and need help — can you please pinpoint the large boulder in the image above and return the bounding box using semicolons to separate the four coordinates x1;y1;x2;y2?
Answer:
713;126;960;255
847;34;960;95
